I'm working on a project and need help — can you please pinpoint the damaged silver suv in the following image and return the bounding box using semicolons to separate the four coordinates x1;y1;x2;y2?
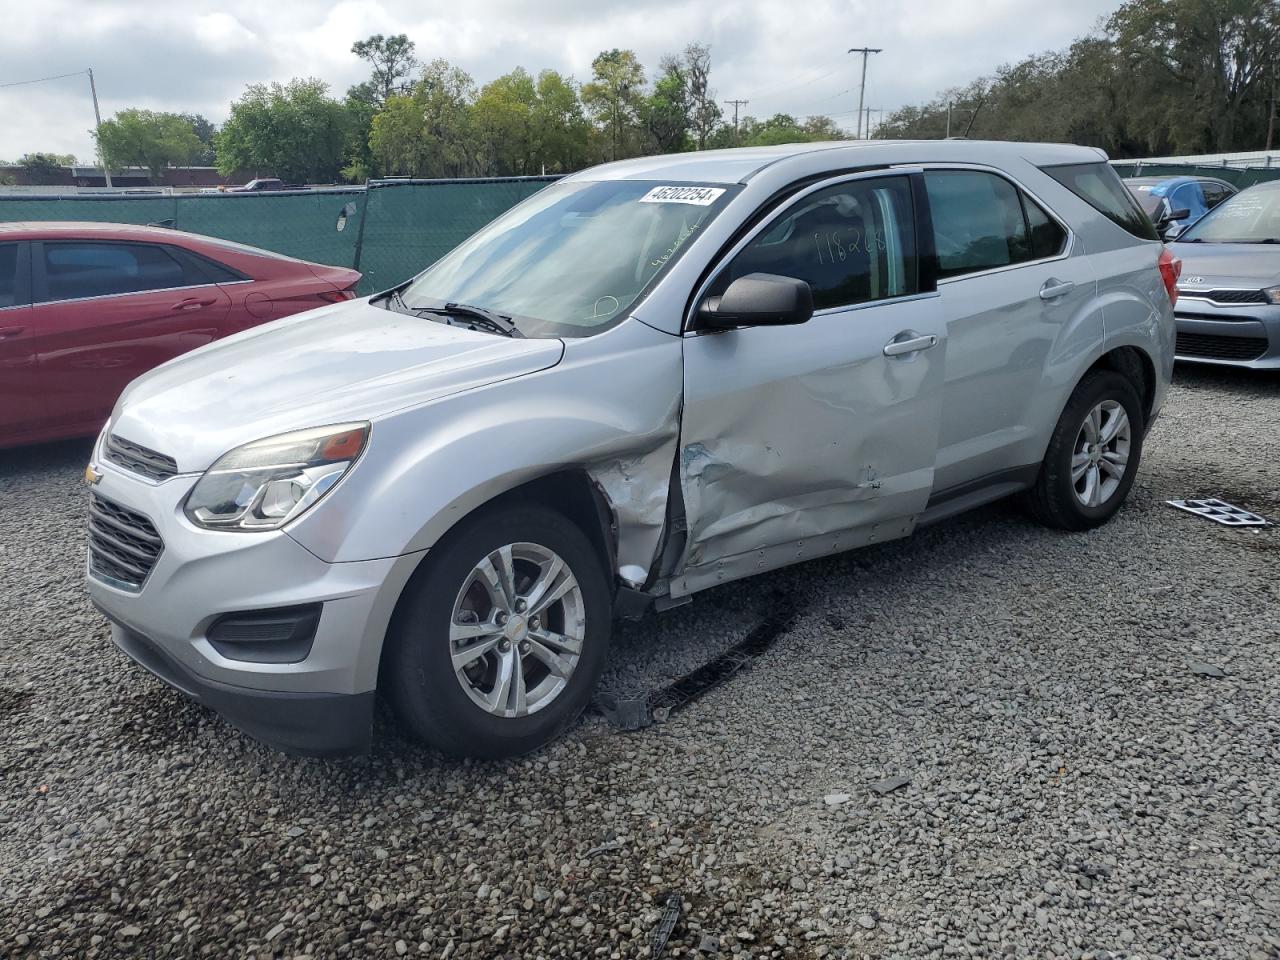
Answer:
86;141;1178;757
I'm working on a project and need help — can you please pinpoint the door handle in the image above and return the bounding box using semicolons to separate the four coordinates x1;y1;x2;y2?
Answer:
1039;279;1075;300
0;326;26;341
172;297;217;311
883;333;938;357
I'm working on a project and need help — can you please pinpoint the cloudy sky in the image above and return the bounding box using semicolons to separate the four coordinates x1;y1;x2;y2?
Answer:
0;0;1121;164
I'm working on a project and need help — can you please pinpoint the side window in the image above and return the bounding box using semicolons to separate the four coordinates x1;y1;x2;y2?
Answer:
41;242;189;303
711;175;918;311
1022;194;1067;260
0;244;18;308
1041;162;1159;241
1171;183;1198;213
924;171;1028;279
1201;182;1232;209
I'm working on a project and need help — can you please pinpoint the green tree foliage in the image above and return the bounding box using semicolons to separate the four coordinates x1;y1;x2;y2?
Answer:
581;49;647;160
179;113;218;165
94;110;203;183
351;33;420;107
15;153;76;185
878;0;1280;156
216;79;351;183
370;60;477;178
642;57;693;153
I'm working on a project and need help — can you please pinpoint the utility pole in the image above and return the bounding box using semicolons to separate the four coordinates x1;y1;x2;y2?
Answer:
946;101;952;138
87;68;112;187
848;47;882;139
1267;87;1277;152
724;99;749;144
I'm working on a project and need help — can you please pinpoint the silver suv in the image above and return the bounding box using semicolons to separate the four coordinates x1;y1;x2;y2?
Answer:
86;141;1178;758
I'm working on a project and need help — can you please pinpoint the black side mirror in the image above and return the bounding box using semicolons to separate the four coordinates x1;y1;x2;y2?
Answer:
697;273;814;330
1158;207;1191;226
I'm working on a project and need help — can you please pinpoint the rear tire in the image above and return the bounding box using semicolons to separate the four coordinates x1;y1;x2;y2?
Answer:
384;504;612;759
1024;370;1145;531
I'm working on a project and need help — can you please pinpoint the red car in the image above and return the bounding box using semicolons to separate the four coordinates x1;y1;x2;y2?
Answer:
0;222;361;448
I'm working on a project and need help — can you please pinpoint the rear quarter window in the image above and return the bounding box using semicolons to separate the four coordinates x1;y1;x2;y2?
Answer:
1043;163;1159;242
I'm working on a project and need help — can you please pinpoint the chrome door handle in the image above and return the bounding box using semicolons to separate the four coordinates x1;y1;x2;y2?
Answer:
883;334;938;357
172;297;216;311
1039;279;1075;300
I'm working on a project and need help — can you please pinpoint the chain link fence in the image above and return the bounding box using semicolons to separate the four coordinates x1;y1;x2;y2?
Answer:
1113;162;1280;189
0;176;560;294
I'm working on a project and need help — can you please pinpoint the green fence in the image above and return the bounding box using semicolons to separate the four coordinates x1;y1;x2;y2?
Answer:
0;176;559;294
1113;162;1280;189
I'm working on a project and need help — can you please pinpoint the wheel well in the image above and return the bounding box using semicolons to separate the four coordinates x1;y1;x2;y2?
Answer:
436;471;618;589
1087;346;1155;423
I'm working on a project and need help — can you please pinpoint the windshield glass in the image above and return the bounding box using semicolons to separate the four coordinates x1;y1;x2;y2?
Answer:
399;179;737;337
1179;186;1280;243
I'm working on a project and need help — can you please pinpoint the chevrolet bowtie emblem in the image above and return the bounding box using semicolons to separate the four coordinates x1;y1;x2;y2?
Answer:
84;464;103;486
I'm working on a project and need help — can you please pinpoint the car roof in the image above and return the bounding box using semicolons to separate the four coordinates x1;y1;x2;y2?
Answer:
566;139;1106;185
0;221;197;242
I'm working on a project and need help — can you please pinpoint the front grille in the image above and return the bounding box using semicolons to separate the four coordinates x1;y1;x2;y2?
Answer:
88;493;164;591
103;434;178;482
1180;288;1269;305
1176;332;1268;361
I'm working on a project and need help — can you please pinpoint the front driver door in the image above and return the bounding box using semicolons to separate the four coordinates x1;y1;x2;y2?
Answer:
673;171;946;596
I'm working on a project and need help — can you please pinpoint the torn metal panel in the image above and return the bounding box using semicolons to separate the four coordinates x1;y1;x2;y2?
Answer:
587;440;682;584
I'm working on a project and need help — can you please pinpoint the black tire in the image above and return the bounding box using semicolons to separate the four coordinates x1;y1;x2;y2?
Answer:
1024;370;1145;531
383;503;612;759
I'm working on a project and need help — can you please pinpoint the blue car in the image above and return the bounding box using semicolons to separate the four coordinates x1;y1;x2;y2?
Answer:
1125;175;1237;239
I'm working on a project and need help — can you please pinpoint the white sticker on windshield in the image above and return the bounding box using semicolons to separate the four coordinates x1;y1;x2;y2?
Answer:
639;185;726;206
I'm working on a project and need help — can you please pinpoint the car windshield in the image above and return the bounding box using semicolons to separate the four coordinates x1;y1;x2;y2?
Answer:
399;179;737;337
1179;186;1280;243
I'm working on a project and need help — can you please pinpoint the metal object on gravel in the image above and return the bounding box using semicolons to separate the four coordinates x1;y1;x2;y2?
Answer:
650;892;683;958
870;774;911;795
1166;498;1270;526
1189;662;1227;678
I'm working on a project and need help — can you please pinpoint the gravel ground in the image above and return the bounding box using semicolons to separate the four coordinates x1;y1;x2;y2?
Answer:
1;365;1278;960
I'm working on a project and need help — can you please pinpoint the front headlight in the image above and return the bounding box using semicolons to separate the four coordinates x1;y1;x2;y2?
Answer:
1263;285;1280;305
184;423;369;531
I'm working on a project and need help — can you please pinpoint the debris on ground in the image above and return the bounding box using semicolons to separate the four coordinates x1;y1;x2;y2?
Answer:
649;892;683;958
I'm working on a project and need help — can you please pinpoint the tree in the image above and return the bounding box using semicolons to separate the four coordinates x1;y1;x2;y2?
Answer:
530;71;591;172
682;43;722;149
94;110;203;183
351;33;420;107
179;113;218;165
643;57;692;153
473;68;539;175
581;49;646;160
370;60;477;178
216;79;351;183
16;153;76;185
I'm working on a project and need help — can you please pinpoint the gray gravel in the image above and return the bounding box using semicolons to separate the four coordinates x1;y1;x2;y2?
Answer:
2;365;1279;959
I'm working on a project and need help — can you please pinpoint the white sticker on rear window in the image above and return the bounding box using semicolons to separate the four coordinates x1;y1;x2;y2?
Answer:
639;185;726;206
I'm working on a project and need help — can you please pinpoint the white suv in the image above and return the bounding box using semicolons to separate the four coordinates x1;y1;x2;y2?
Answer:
86;140;1179;757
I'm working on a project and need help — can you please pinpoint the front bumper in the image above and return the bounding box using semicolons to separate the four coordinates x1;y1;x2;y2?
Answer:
107;618;374;755
85;456;425;753
1173;298;1280;369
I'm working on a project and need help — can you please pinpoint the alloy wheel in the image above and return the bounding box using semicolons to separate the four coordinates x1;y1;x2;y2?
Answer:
448;542;586;718
1071;399;1131;508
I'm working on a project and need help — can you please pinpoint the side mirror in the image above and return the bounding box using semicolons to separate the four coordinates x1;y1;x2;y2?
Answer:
697;273;814;330
1157;208;1190;241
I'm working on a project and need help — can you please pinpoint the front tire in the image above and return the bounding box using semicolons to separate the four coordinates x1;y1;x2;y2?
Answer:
1024;370;1145;531
384;504;612;759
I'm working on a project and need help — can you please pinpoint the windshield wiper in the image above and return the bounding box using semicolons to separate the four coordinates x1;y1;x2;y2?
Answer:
381;292;523;338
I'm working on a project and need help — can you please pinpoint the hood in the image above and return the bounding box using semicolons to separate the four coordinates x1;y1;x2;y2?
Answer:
1168;242;1280;286
111;300;565;473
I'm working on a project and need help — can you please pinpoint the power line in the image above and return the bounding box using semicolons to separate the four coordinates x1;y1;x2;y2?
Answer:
737;52;851;103
0;68;90;90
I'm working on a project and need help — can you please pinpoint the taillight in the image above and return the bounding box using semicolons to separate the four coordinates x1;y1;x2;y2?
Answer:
317;287;357;303
1158;248;1182;306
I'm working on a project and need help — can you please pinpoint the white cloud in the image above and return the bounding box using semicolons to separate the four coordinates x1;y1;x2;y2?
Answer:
0;0;1121;163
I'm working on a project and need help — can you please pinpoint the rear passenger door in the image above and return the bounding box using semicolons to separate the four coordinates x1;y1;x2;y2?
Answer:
30;240;232;432
922;168;1097;493
0;241;42;444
